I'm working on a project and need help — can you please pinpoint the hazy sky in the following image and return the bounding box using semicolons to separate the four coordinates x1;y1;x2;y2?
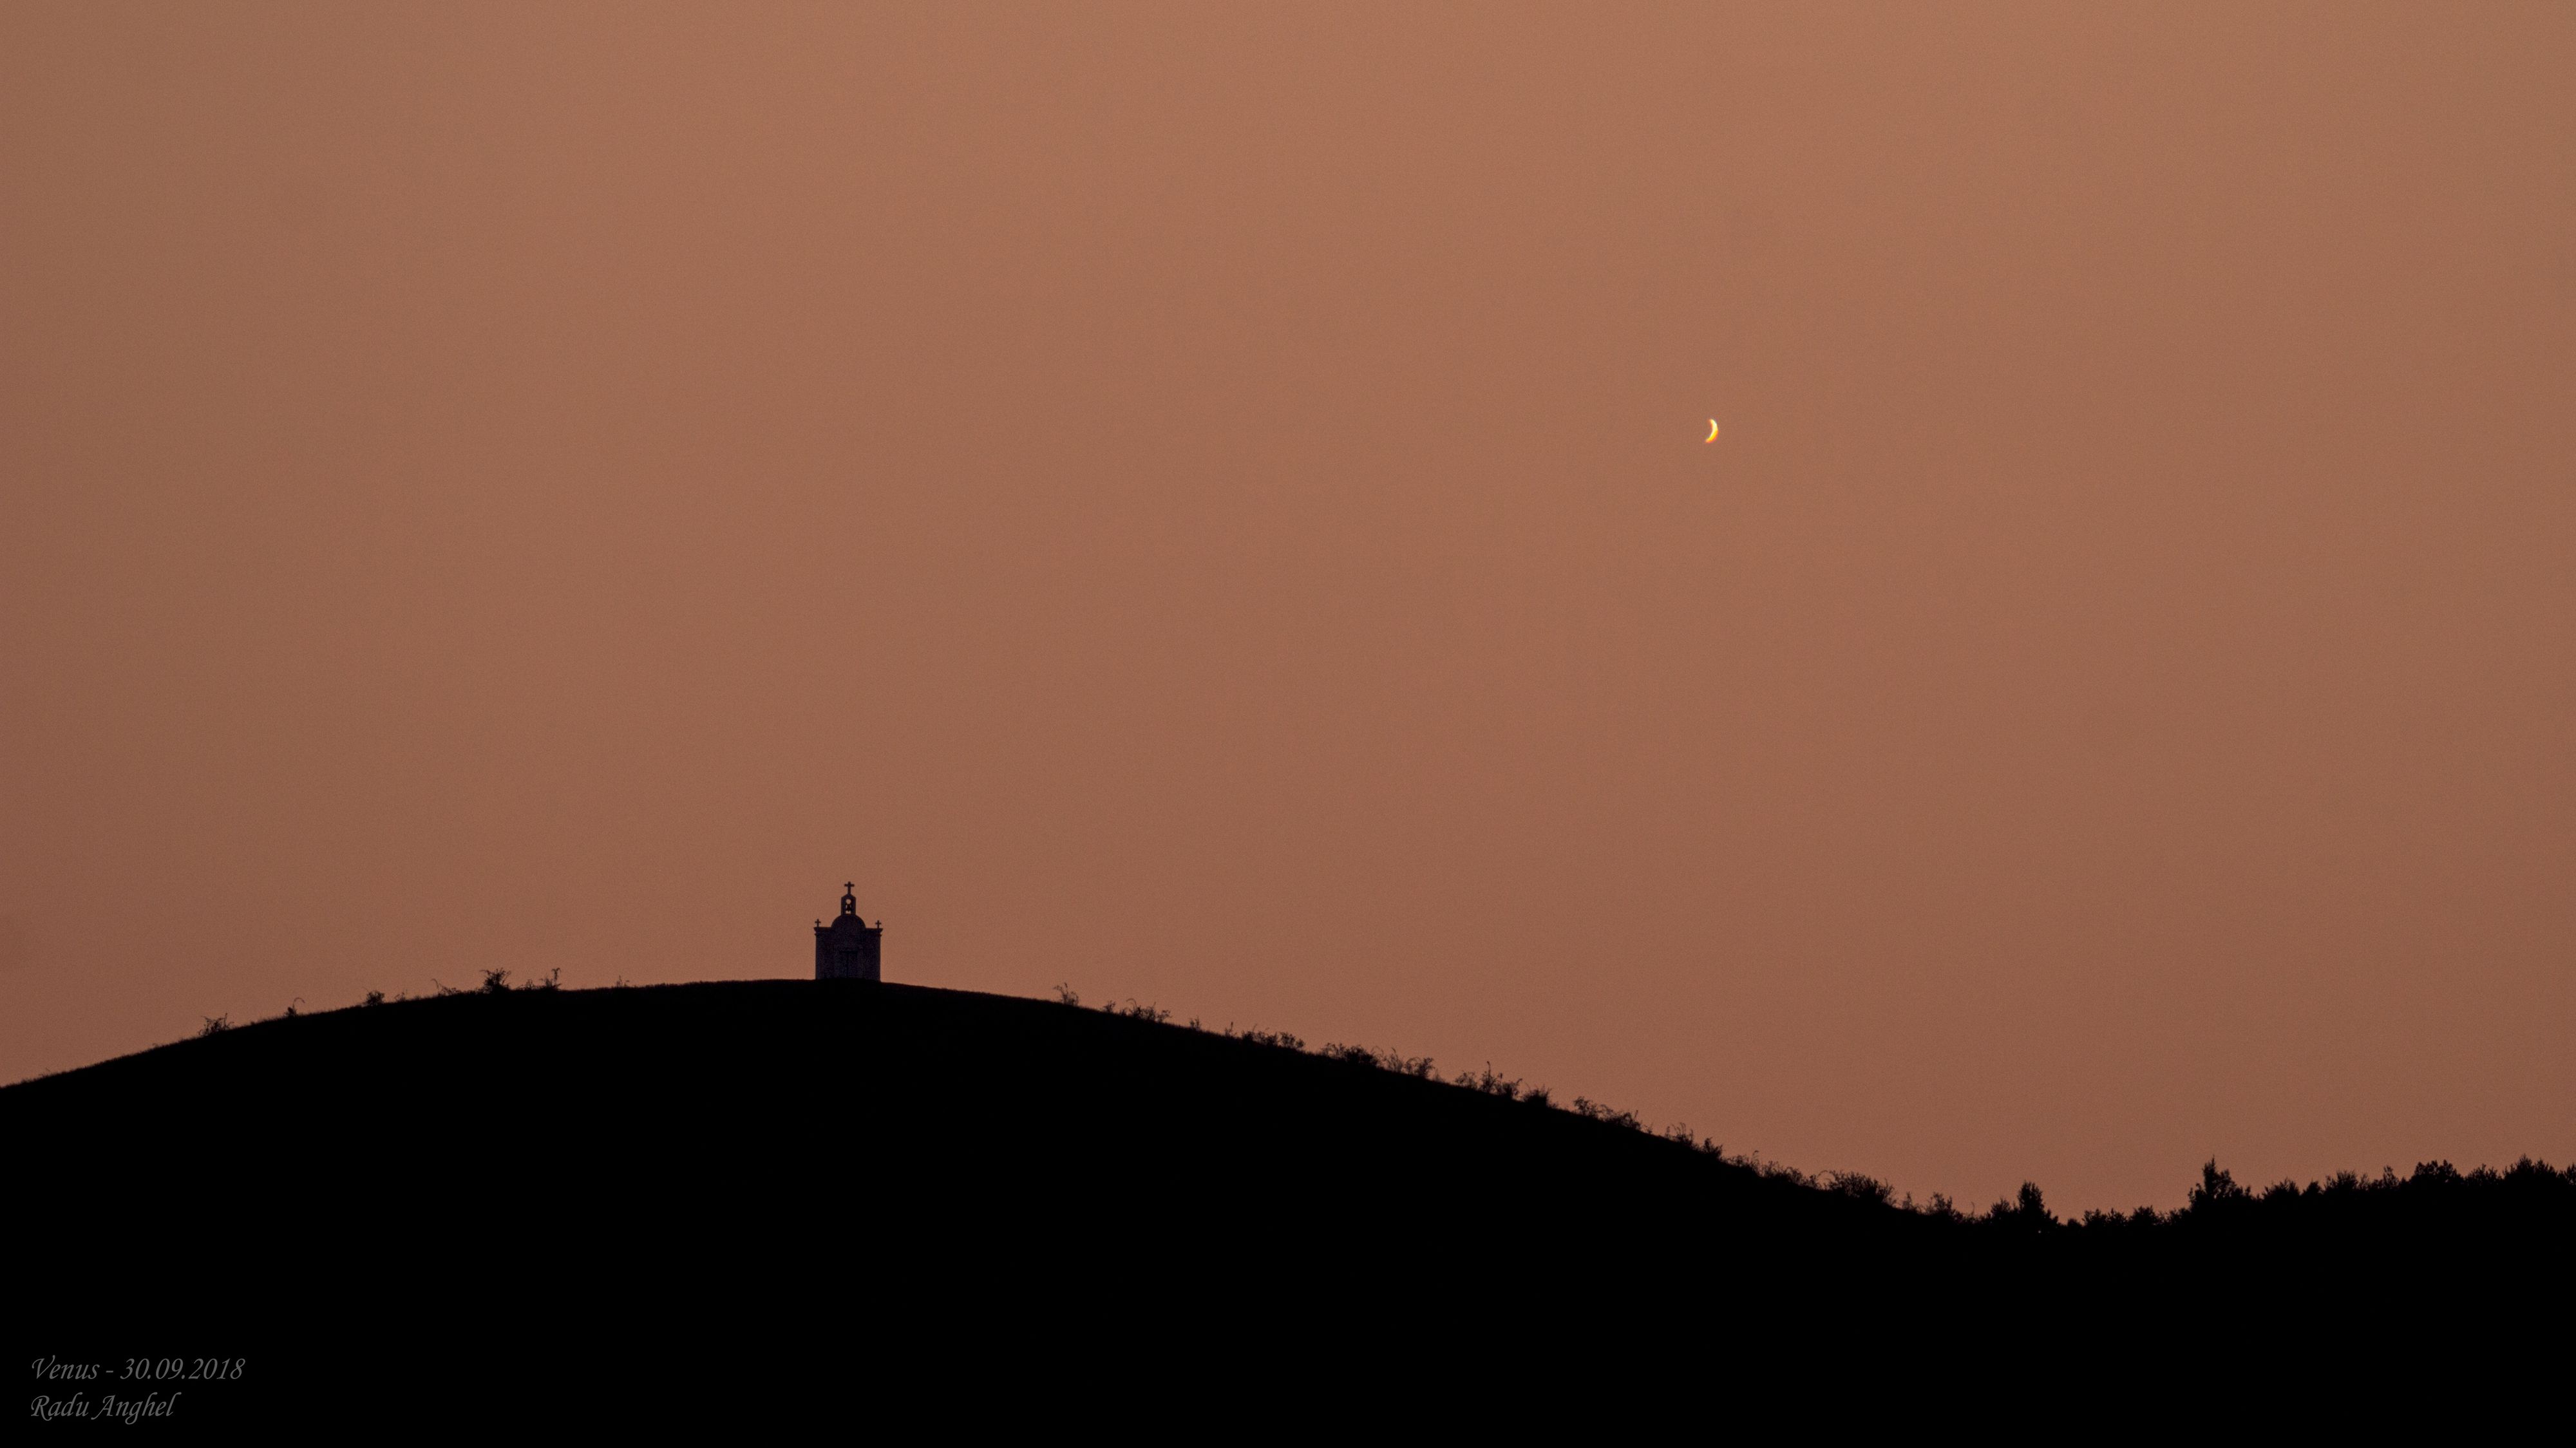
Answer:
5;3;2571;1212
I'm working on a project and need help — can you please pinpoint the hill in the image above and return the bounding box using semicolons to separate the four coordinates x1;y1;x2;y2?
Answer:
10;978;2570;1414
8;978;1919;1271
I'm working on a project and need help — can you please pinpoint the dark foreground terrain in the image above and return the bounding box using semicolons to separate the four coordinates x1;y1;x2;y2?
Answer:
9;980;2569;1416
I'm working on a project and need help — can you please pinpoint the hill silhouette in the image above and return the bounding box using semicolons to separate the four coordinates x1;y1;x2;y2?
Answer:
10;979;1926;1286
11;977;2570;1415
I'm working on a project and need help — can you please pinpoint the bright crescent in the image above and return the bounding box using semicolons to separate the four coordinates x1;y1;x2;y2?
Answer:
1705;419;1720;443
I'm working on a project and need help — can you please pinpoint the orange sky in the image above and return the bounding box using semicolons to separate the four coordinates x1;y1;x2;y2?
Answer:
5;3;2571;1212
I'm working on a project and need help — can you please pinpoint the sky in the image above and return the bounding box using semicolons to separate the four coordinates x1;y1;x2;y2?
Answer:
4;3;2571;1213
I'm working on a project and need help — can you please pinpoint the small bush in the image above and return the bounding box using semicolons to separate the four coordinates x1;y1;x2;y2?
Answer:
526;968;562;992
1823;1171;1895;1207
1984;1181;2056;1232
197;1015;231;1037
361;990;386;1008
478;968;512;994
2186;1159;2247;1210
1053;983;1081;1007
1755;1158;1815;1190
1570;1098;1643;1131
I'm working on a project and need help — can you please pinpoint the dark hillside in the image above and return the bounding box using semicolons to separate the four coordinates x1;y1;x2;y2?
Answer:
9;979;2569;1410
9;983;1925;1331
8;981;1906;1250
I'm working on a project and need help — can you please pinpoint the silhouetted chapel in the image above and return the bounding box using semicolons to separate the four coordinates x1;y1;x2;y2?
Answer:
814;884;882;981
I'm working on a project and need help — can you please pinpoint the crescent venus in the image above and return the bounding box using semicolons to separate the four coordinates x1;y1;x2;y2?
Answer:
1705;419;1720;442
